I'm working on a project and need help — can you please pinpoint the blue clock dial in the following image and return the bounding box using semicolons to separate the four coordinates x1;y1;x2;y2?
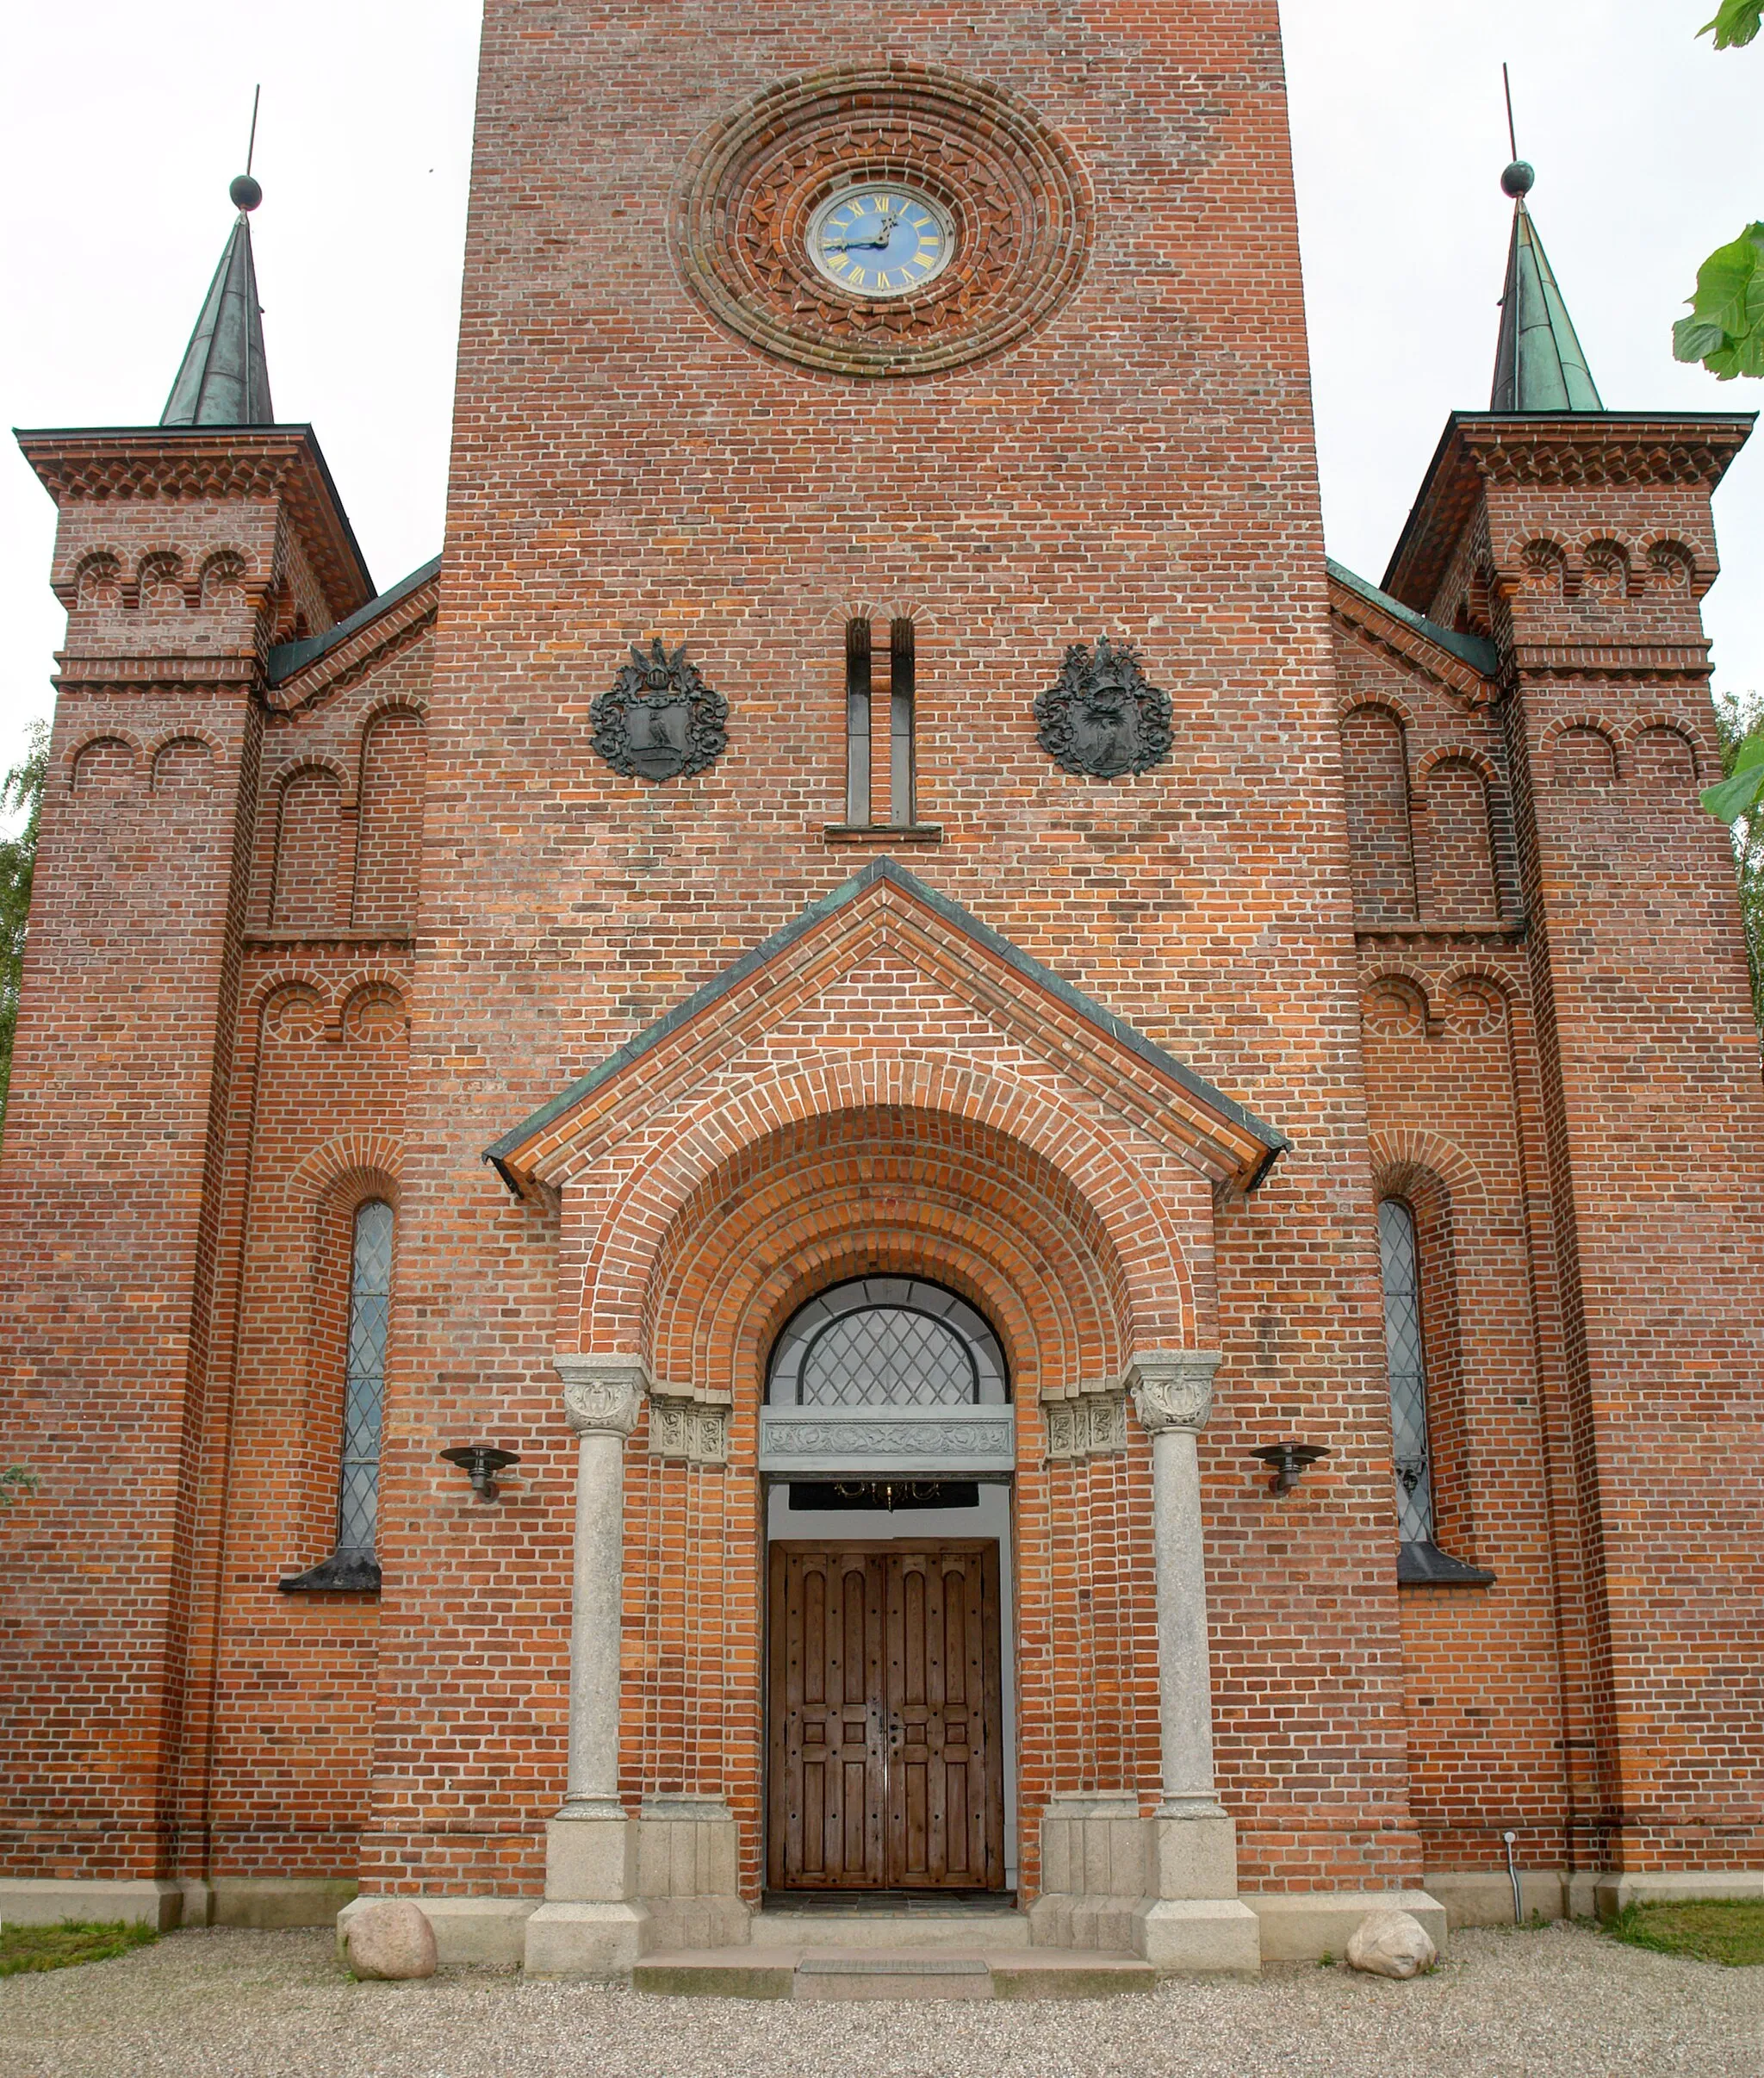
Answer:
808;187;952;298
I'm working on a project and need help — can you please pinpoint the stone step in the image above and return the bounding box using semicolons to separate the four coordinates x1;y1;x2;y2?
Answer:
631;1944;1158;2001
748;1906;1033;1949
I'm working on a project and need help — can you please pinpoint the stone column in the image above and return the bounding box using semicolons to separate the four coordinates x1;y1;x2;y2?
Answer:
1126;1350;1258;1972
526;1356;650;1978
1128;1350;1226;1820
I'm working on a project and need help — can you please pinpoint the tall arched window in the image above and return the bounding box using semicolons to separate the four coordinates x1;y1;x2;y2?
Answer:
338;1200;394;1553
1379;1197;1494;1585
1378;1199;1433;1545
280;1196;393;1595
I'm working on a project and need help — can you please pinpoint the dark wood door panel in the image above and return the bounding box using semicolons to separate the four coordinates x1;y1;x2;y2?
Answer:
769;1539;1005;1894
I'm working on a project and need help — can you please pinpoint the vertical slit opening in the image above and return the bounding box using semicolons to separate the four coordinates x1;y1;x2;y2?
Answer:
889;618;916;828
846;618;872;827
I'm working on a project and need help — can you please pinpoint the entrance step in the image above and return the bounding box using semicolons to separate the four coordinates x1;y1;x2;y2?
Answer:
748;1906;1031;1950
797;1953;992;2001
631;1944;1158;2001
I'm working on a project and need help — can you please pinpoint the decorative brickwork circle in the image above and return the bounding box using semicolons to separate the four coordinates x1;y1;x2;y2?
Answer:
671;62;1094;378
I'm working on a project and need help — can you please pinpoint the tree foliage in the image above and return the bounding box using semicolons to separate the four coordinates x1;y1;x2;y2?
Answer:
1700;0;1762;50
1676;4;1762;378
1674;223;1764;378
0;720;48;1137
1705;691;1764;1034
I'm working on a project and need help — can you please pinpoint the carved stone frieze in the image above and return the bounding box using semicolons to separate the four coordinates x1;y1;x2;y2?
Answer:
591;640;728;785
648;1394;730;1466
556;1356;648;1439
759;1404;1015;1476
1127;1351;1223;1436
1043;1388;1128;1461
1035;637;1172;780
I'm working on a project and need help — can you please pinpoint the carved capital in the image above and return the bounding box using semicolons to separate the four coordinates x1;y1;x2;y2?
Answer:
1127;1351;1223;1436
556;1355;648;1438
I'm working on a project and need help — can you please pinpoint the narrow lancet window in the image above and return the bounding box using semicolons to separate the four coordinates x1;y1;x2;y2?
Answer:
845;617;872;827
1378;1198;1433;1546
338;1199;394;1556
889;617;916;827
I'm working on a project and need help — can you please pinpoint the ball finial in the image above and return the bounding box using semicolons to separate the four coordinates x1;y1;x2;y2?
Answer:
229;173;263;213
1500;160;1535;200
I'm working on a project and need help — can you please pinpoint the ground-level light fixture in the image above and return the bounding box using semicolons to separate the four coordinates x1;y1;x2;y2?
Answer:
1249;1442;1329;1496
439;1445;520;1501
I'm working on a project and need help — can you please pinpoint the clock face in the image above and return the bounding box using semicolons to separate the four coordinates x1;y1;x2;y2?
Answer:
808;186;953;299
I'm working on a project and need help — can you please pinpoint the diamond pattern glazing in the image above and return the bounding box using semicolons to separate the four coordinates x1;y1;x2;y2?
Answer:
768;1277;1009;1408
800;1307;977;1407
1379;1198;1434;1545
338;1200;393;1554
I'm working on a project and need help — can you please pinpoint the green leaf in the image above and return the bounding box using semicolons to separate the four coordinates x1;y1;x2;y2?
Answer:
1700;762;1764;824
1674;225;1764;379
1736;730;1764;775
1700;0;1763;47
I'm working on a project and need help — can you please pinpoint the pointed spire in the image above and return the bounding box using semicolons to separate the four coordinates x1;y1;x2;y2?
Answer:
160;173;275;427
1490;161;1603;413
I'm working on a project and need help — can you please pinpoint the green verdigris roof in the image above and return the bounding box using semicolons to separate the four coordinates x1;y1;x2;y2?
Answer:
1490;202;1603;413
162;209;275;427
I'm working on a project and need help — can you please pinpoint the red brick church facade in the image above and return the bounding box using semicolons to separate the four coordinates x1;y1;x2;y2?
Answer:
3;0;1760;1976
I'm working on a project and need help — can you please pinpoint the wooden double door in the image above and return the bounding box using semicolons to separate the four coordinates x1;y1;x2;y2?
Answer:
767;1540;1006;1892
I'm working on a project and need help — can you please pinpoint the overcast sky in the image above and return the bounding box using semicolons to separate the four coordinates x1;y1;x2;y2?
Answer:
2;1;1758;797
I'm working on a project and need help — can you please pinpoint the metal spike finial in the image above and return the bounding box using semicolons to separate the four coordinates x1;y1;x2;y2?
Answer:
1500;63;1534;199
230;86;263;213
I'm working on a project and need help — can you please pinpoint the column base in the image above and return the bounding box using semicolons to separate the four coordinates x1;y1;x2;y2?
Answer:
545;1810;636;1901
1132;1898;1262;1975
524;1900;653;1978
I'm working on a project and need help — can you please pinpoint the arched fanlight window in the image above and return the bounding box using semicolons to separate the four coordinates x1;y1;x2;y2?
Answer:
768;1277;1009;1408
1378;1198;1433;1546
337;1199;394;1554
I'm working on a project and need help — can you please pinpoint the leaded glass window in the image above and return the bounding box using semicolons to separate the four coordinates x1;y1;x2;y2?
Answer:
768;1278;1009;1408
1378;1198;1433;1546
337;1199;393;1555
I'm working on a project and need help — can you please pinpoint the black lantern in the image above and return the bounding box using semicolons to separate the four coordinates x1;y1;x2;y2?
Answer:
439;1445;520;1501
1249;1442;1329;1496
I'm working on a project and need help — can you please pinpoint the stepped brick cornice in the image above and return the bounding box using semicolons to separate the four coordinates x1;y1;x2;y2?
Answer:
1382;410;1755;614
16;425;374;623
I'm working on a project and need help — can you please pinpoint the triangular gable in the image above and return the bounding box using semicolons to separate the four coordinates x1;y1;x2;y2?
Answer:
485;859;1288;1200
264;554;441;711
1326;558;1496;703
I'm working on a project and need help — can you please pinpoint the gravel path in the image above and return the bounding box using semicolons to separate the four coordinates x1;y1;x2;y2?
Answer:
2;1922;1760;2078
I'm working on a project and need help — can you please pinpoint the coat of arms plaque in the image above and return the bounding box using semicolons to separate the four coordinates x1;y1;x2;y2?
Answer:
591;639;729;784
1034;636;1173;781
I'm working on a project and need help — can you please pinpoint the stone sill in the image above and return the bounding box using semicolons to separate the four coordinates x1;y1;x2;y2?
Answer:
1354;918;1520;939
823;824;944;845
279;1550;381;1595
1398;1540;1494;1588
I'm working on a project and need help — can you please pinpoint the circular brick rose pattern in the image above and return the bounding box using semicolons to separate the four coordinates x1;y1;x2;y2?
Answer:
670;61;1093;378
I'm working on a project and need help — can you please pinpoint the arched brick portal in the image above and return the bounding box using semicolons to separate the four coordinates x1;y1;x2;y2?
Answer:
592;1101;1212;1904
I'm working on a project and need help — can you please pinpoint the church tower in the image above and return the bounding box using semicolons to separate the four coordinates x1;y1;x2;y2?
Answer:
3;7;1759;1975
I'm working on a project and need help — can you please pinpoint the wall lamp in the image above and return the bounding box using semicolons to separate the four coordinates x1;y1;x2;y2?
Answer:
1250;1442;1329;1496
439;1445;520;1501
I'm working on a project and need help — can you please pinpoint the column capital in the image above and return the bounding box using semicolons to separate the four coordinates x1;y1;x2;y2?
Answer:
556;1355;648;1437
1127;1350;1223;1435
